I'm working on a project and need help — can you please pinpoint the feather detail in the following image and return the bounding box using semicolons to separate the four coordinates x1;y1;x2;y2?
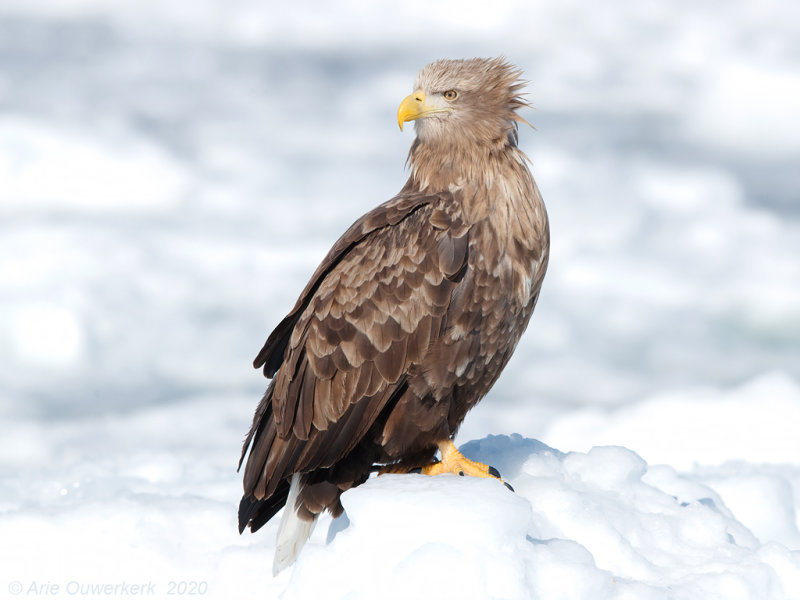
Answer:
273;474;316;576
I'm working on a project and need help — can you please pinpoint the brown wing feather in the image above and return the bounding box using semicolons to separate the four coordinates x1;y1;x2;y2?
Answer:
252;193;432;377
241;189;470;501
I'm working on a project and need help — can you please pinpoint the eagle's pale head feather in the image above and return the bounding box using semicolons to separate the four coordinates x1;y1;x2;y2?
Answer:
401;57;528;148
398;57;531;192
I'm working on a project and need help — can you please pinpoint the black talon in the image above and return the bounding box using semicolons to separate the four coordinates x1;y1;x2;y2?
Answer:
488;466;501;479
458;471;465;476
503;481;515;492
409;467;422;474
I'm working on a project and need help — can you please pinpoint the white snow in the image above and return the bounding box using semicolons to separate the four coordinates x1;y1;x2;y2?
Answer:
3;410;799;599
544;373;800;470
0;117;190;214
1;1;799;598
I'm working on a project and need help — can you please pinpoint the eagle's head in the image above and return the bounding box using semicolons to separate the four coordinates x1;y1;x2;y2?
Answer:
398;57;528;149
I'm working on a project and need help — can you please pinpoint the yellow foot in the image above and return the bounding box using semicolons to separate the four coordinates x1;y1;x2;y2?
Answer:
421;440;514;492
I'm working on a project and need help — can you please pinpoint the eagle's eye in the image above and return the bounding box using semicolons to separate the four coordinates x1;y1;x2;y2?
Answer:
443;90;458;101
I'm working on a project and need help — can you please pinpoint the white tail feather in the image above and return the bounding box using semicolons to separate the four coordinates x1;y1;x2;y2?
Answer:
272;473;317;575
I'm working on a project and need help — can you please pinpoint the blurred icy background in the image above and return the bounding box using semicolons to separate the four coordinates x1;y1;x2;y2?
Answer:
1;1;799;598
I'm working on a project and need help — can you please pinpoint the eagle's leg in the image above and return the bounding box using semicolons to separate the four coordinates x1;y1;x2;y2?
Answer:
376;461;433;475
422;440;514;491
375;441;513;491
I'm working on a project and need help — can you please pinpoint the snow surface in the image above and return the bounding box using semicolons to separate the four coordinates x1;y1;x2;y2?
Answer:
1;1;799;598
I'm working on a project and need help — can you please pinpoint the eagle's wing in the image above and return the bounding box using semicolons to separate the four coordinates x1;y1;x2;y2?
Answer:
240;190;470;502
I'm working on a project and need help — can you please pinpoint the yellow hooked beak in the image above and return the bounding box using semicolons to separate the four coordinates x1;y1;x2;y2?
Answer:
397;90;452;131
397;91;426;131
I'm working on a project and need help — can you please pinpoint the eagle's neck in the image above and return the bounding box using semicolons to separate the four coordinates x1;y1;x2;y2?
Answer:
407;136;532;217
407;134;549;306
407;127;520;191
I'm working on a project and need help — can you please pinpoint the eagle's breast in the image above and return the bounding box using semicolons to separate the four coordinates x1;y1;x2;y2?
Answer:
430;169;547;413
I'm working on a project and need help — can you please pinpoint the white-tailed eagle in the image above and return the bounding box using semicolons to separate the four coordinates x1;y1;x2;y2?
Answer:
238;57;550;574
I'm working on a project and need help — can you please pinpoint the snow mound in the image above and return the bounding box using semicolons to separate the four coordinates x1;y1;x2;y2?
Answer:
283;435;800;600
2;400;799;600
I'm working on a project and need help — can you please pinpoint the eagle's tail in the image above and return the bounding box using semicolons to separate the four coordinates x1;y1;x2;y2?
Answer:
273;473;318;576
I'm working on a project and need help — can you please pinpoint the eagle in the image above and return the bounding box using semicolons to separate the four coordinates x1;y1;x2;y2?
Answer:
238;57;550;574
